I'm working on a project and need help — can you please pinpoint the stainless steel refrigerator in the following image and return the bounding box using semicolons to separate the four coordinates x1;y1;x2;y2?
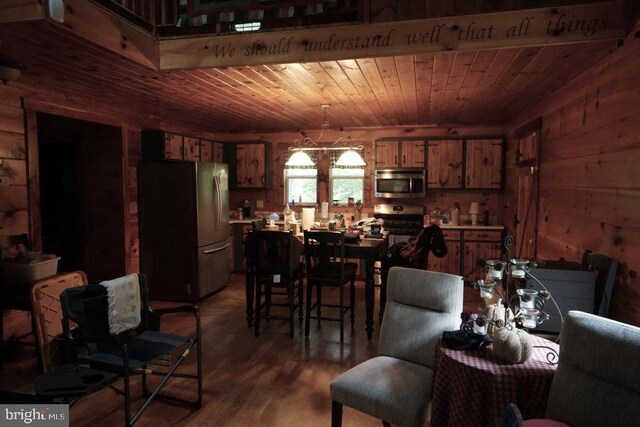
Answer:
138;161;230;301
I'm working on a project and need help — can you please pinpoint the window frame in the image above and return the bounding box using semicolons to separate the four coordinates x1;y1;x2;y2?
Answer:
284;167;318;206
329;167;365;206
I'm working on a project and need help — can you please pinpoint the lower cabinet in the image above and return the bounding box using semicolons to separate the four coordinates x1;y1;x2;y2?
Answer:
429;228;503;281
429;230;461;276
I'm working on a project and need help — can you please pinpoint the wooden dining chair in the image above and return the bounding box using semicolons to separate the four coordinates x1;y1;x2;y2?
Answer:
253;230;304;338
303;230;357;342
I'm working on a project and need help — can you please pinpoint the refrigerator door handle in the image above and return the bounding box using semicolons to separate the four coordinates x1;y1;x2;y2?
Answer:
213;175;220;229
203;243;230;254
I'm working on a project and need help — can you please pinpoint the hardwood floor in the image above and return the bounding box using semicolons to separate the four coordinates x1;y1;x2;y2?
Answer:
0;273;484;426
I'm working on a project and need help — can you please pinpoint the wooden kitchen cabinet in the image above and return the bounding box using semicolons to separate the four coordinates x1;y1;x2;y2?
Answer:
225;141;272;189
143;131;226;163
375;140;425;168
429;230;461;275
428;228;503;280
183;137;200;161
142;130;183;160
465;139;503;189
427;139;463;188
463;231;504;281
200;140;224;163
426;138;503;190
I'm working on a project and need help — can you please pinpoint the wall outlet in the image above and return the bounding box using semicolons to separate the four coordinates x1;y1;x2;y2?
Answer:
256;200;264;208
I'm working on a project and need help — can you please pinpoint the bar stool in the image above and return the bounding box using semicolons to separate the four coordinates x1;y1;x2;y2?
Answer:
253;230;304;338
303;230;357;342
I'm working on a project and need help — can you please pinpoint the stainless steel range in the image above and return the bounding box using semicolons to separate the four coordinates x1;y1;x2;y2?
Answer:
374;204;424;245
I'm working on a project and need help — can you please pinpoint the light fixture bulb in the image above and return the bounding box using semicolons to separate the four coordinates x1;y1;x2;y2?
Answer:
335;149;366;167
285;150;315;167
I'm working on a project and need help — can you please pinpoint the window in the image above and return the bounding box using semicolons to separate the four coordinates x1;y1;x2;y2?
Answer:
285;168;317;205
330;167;364;204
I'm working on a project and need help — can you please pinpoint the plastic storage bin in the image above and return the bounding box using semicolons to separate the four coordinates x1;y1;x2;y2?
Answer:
1;256;60;283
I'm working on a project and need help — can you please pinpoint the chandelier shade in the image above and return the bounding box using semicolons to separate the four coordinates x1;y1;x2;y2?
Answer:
335;149;366;167
285;150;315;167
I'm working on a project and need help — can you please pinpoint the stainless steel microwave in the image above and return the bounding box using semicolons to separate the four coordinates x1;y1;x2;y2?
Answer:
375;169;425;199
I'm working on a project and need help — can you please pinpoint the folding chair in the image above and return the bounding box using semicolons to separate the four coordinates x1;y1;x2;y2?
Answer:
59;274;202;426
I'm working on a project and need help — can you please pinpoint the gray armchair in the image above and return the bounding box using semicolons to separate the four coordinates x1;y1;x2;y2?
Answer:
505;311;640;427
330;267;463;427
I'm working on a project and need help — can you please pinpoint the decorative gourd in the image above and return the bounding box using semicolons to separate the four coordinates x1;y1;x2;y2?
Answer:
492;328;533;364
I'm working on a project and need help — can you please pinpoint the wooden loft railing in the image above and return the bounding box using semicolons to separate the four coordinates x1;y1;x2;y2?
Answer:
91;0;179;34
91;0;363;37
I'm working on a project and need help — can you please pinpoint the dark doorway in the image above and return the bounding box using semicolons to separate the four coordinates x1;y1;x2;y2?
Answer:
37;113;126;283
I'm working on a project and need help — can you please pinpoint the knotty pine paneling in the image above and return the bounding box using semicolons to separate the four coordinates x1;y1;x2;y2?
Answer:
506;24;640;327
0;86;28;237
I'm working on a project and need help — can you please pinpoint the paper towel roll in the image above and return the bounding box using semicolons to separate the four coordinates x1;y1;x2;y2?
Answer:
321;202;329;219
302;208;315;231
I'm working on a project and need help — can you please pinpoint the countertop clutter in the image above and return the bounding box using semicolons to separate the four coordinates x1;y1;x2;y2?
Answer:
230;218;504;231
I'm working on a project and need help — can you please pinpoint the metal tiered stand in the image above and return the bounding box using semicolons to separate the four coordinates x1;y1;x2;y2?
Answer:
470;235;562;365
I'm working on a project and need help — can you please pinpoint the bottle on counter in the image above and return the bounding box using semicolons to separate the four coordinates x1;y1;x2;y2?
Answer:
451;203;460;226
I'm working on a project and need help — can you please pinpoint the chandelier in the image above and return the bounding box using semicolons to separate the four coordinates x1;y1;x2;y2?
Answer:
285;104;366;167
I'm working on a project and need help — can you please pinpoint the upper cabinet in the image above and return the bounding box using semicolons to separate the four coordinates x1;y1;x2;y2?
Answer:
465;138;503;190
225;141;272;190
427;139;463;189
200;139;224;163
142;131;224;164
427;137;503;190
375;140;425;169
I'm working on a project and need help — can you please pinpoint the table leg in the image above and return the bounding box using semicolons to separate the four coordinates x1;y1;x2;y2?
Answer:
246;269;254;327
364;256;375;340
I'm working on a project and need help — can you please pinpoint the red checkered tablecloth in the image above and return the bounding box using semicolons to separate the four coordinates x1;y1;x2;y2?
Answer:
430;334;559;427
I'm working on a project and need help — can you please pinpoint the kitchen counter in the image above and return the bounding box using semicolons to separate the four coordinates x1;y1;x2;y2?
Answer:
231;219;505;231
230;218;284;225
438;224;504;231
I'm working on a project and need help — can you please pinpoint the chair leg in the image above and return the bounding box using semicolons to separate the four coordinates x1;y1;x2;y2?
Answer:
288;283;294;339
298;272;304;324
316;283;322;327
305;280;312;337
254;282;262;337
349;278;356;325
331;400;343;427
339;282;344;342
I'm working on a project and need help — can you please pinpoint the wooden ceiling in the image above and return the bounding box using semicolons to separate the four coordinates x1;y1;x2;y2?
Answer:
0;20;617;133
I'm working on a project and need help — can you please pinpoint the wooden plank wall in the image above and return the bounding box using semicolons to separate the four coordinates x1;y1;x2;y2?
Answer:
220;125;508;225
0;86;28;237
507;25;640;326
0;85;29;340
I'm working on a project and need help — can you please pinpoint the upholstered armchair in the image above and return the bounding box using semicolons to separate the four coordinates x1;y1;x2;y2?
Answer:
506;310;640;427
330;267;463;427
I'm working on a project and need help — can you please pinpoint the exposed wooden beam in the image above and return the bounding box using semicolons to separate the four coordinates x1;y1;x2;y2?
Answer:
0;0;45;23
48;0;158;68
159;1;625;70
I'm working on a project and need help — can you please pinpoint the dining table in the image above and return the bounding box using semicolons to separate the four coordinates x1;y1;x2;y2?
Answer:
244;231;387;340
430;334;560;427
